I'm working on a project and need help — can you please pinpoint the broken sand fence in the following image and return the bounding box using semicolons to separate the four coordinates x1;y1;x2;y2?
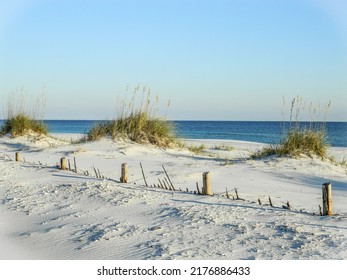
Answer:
2;151;336;217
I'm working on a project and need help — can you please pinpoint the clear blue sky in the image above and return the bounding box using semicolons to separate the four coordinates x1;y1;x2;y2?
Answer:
1;0;346;120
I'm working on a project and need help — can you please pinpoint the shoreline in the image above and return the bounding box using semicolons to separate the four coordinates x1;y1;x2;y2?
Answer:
2;119;344;147
49;133;347;162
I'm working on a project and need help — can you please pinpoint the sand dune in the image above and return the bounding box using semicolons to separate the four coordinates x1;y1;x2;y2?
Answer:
0;134;346;259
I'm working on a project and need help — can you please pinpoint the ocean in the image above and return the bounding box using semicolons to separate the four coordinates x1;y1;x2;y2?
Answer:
0;120;346;147
11;120;347;147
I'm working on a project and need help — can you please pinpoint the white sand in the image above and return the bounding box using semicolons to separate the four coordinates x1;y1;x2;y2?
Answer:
0;133;346;260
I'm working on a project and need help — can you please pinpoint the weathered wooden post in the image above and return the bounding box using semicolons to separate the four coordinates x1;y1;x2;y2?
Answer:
139;162;148;186
162;165;175;190
196;182;201;195
60;157;67;170
120;163;128;183
15;152;20;162
73;157;77;173
322;182;332;216
163;179;169;189
202;172;212;195
226;188;230;199
158;178;164;189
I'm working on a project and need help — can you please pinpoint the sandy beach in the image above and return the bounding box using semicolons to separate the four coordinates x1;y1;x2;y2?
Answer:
0;133;346;260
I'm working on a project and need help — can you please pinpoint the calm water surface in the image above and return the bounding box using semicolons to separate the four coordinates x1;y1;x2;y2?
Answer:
1;120;346;147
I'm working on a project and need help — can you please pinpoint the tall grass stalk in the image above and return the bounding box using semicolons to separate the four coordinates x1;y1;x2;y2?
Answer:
252;96;330;159
86;86;176;148
1;90;47;137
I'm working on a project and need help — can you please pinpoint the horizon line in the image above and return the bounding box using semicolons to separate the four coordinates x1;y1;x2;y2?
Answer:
1;119;346;122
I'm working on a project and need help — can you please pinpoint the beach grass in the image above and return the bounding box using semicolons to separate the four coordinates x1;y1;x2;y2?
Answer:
213;145;234;151
1;113;47;137
251;129;327;158
279;129;327;157
1;92;47;137
251;144;279;158
187;144;206;154
85;86;176;148
252;97;329;159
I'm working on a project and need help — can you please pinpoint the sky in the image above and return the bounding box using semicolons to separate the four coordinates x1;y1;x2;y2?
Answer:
1;0;347;121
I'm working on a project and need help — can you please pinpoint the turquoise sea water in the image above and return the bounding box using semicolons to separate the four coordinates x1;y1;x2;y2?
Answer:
0;120;346;147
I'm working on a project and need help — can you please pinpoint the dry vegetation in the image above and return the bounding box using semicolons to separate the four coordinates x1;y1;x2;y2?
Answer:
84;86;177;148
1;92;47;137
252;97;330;159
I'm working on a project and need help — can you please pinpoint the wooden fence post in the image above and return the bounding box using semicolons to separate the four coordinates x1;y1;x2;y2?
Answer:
60;157;67;170
202;172;212;195
73;157;77;173
322;182;332;216
15;152;20;162
139;162;148;186
162;165;175;191
120;163;128;183
158;178;164;189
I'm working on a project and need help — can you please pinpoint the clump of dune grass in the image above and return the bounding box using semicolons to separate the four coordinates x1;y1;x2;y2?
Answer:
213;145;234;151
250;144;279;159
187;144;206;154
278;129;327;157
86;86;176;148
86;123;108;141
252;96;330;159
1;91;47;137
